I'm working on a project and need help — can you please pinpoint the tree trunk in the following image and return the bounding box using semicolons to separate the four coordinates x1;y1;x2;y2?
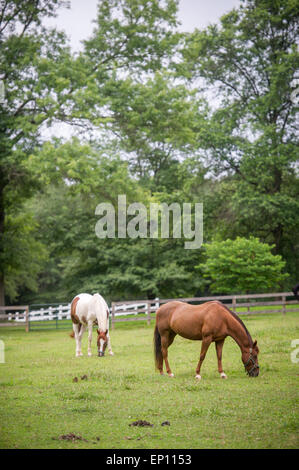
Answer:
273;223;283;255
0;182;5;306
0;274;5;306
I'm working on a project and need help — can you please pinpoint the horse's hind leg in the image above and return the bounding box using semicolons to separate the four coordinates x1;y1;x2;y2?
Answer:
75;324;86;357
107;332;114;356
78;324;86;355
215;339;227;379
195;335;212;380
87;321;93;356
161;331;176;377
73;323;83;357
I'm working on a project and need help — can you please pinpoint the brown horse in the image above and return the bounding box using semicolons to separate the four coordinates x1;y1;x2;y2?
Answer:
154;300;259;379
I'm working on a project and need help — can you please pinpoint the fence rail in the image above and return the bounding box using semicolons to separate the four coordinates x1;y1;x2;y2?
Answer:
0;292;297;331
0;300;159;331
0;306;29;331
110;292;298;329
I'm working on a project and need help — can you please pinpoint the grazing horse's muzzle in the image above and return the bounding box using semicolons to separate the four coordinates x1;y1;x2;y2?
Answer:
97;329;108;357
244;352;259;377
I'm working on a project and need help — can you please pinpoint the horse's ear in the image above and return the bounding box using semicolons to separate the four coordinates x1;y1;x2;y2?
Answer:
253;340;257;349
105;329;108;335
97;329;100;334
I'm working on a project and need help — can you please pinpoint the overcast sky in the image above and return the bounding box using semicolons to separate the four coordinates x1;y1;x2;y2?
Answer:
45;0;241;51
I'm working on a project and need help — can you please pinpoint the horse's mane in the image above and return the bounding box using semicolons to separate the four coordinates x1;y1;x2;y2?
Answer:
93;293;109;329
216;301;253;346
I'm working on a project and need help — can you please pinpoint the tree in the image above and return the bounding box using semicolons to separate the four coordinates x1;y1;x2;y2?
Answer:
2;209;47;301
24;148;204;303
72;0;202;187
178;0;299;283
197;236;288;294
106;72;204;187
0;0;74;303
0;0;185;303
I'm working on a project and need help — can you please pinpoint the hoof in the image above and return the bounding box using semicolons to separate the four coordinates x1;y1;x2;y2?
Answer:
109;352;114;356
168;373;174;378
220;373;227;379
76;352;83;357
88;352;92;357
195;374;202;380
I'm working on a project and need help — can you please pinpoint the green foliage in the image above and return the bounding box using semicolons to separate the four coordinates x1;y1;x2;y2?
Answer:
0;210;48;301
106;73;204;184
178;0;299;282
197;237;288;294
83;0;180;74
0;0;186;302
25;177;203;303
1;0;298;303
0;0;75;301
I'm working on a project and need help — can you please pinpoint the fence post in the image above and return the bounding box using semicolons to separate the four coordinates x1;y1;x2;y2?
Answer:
232;296;236;313
147;301;151;326
282;295;286;315
25;306;29;332
58;305;63;320
111;302;115;329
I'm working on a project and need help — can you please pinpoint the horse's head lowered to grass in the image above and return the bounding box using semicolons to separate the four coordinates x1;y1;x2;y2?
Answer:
242;340;260;377
97;329;108;357
92;293;110;357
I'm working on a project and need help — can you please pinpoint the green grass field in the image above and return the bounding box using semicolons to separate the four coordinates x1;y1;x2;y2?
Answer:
0;312;298;449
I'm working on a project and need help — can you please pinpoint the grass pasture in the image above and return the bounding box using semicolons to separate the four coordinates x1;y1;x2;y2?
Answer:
0;312;298;449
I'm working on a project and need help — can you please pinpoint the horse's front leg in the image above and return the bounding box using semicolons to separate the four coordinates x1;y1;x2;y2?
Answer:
195;335;212;380
87;322;93;356
215;339;227;379
107;332;114;356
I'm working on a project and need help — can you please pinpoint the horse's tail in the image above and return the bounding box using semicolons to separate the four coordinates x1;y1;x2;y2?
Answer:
154;324;162;370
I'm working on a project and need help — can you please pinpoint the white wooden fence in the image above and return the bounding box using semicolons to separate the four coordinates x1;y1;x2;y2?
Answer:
0;306;29;330
29;304;71;321
0;300;160;330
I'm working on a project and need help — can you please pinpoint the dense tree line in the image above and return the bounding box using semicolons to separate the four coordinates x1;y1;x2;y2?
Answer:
0;0;298;305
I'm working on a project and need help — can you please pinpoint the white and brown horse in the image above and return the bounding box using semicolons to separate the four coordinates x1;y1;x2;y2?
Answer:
70;293;114;357
154;300;259;379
